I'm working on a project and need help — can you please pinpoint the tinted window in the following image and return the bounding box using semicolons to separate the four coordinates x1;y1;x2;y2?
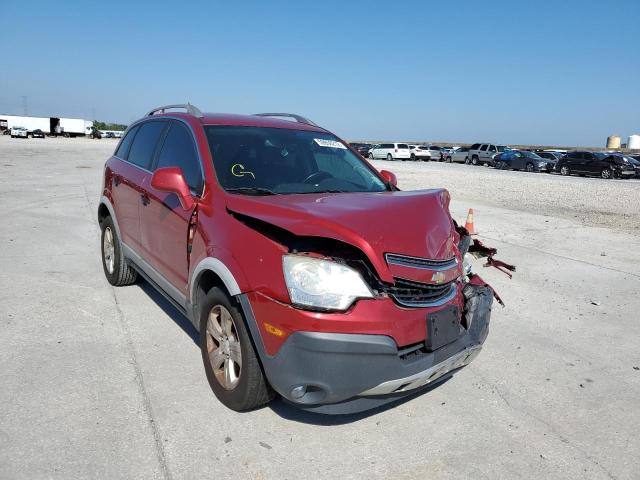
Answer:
397;144;409;149
470;143;480;149
431;146;441;151
115;126;139;160
382;143;394;148
127;121;166;169
488;145;496;152
480;145;488;151
155;122;203;194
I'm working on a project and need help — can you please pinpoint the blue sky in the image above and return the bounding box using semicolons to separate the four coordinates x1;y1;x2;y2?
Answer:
1;0;638;146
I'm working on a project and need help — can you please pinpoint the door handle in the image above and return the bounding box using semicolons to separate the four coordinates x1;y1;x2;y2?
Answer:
140;193;150;206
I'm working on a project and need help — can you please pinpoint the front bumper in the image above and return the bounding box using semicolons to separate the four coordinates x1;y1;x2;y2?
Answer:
238;282;493;413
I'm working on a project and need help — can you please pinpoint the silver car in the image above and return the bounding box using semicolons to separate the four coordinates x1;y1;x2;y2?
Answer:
445;147;469;163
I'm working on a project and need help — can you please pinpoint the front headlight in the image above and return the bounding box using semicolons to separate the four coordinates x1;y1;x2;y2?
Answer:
282;255;374;311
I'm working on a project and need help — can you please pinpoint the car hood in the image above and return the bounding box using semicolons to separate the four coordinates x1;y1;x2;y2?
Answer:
225;189;459;283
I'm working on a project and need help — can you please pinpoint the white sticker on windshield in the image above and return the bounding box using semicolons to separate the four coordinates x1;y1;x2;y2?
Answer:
314;138;346;149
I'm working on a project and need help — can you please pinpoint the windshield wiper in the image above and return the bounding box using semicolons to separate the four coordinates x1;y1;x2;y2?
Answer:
226;187;279;196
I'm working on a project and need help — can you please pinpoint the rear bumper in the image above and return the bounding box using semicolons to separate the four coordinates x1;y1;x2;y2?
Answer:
238;283;493;413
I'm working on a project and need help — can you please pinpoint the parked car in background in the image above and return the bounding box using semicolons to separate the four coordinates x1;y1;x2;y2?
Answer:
421;145;444;161
535;151;562;162
494;150;554;172
10;126;28;138
468;143;509;166
349;142;371;157
445;147;469;163
409;145;432;161
369;143;411;161
30;129;46;138
623;156;640;177
97;104;498;412
556;151;636;179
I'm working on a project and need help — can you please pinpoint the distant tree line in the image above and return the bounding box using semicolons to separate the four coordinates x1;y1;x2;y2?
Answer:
93;120;127;131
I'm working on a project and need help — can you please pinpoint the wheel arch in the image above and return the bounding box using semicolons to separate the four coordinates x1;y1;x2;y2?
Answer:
190;257;242;308
98;196;121;240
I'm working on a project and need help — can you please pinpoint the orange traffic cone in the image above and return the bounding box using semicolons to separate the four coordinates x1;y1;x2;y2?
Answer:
465;208;476;235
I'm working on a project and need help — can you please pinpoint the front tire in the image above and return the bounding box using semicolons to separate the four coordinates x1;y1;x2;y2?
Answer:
526;162;535;172
410;153;415;161
387;153;393;161
601;168;612;179
200;288;274;411
100;216;137;286
471;156;479;166
560;165;570;176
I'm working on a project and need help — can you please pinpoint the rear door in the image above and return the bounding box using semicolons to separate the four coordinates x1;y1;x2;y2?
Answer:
111;121;167;253
139;120;204;299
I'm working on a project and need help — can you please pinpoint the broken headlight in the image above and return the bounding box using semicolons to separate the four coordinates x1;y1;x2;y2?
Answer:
283;254;374;311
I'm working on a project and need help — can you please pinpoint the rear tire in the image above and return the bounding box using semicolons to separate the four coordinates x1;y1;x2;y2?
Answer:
560;165;570;176
464;157;470;165
200;287;274;411
601;168;612;179
368;152;374;159
471;156;479;166
387;153;393;161
100;216;138;286
526;162;534;172
410;153;415;161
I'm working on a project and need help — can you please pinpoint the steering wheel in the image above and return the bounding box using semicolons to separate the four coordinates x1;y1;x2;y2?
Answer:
302;171;332;184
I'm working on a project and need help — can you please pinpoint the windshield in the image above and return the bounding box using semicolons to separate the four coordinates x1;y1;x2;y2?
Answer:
205;126;387;195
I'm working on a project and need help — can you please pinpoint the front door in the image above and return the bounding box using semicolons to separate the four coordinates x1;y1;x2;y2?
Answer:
140;120;204;301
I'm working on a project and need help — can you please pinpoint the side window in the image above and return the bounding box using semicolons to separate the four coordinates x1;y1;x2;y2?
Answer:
155;122;204;194
488;145;496;152
480;144;488;152
127;121;167;169
470;143;480;150
115;126;139;160
398;144;409;149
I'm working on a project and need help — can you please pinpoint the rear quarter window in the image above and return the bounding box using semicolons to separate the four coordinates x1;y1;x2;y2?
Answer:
115;126;139;160
127;121;167;170
397;144;409;149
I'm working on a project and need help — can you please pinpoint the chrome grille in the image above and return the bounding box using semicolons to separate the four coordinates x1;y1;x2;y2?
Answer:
383;277;456;307
385;253;458;271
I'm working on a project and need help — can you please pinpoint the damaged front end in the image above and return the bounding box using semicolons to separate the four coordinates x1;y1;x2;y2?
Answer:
223;195;515;413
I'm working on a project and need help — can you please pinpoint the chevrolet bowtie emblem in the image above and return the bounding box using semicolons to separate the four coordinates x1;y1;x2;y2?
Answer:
431;271;446;284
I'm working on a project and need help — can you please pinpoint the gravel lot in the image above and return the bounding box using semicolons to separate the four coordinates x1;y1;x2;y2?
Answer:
375;159;640;233
1;136;639;480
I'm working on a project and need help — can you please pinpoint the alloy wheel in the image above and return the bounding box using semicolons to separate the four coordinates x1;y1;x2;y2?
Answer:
103;227;115;274
601;168;611;179
206;305;242;390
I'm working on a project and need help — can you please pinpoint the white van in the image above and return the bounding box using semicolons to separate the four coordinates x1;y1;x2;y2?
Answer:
369;143;411;161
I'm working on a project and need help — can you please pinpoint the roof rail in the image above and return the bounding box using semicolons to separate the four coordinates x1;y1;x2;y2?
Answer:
145;103;204;118
254;113;318;127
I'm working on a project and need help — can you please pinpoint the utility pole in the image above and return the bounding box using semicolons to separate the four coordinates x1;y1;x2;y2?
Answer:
21;96;28;116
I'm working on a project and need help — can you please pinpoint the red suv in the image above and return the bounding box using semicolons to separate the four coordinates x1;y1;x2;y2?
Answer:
98;104;498;413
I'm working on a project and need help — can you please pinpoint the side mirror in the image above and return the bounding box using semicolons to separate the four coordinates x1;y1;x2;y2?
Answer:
150;167;195;210
379;169;398;188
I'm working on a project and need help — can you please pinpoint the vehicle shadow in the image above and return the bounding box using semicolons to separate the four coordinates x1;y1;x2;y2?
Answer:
135;278;452;425
268;376;452;425
137;280;199;344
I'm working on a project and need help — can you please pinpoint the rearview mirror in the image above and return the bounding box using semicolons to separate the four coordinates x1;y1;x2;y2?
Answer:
379;170;398;187
150;167;195;210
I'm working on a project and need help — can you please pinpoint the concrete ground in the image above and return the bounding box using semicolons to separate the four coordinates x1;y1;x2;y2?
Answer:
1;136;639;479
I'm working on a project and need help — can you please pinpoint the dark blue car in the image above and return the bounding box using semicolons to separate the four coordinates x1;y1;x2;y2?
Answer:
494;150;554;173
